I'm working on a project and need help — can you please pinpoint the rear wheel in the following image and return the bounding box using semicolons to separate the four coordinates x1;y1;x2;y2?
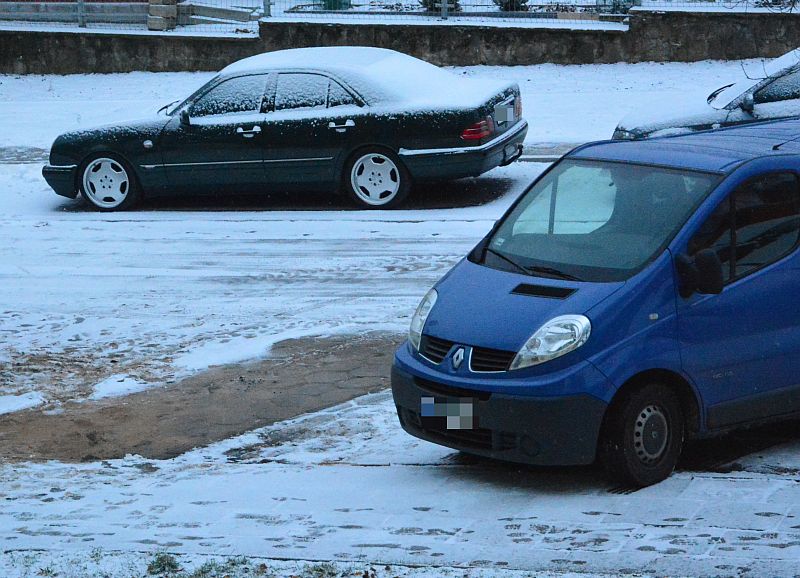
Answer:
343;149;410;209
79;154;140;211
600;383;684;487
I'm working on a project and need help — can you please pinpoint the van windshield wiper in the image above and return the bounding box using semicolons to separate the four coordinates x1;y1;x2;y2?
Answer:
525;265;583;282
484;247;529;275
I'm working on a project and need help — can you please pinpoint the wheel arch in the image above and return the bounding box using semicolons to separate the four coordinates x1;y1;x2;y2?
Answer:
603;368;703;439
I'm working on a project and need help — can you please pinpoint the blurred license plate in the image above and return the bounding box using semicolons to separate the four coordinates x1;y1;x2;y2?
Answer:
420;396;476;430
495;103;516;125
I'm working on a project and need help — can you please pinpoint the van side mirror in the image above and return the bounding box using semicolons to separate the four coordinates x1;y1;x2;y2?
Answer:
180;109;191;126
676;249;724;298
740;93;755;114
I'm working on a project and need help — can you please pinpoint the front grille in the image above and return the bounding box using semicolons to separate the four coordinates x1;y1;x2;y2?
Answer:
419;334;453;364
470;346;516;372
414;377;492;401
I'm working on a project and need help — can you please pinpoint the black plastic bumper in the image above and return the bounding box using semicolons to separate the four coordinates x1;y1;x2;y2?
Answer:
391;364;607;466
399;119;528;181
42;164;78;199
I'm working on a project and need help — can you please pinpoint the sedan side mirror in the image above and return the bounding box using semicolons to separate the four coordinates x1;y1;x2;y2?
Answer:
740;93;755;114
180;109;191;126
676;249;724;298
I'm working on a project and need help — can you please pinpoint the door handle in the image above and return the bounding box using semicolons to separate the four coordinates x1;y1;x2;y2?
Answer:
236;126;262;138
328;119;355;133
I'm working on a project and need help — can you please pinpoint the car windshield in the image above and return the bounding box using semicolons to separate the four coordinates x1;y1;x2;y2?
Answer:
480;159;721;282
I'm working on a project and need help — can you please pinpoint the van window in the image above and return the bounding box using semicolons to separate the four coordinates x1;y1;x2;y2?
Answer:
484;160;720;282
689;172;800;282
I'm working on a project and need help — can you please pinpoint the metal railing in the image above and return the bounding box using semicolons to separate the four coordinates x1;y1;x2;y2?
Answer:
0;0;796;34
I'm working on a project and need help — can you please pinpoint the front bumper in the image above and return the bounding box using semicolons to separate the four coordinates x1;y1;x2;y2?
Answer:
391;343;609;466
42;164;78;198
399;119;528;181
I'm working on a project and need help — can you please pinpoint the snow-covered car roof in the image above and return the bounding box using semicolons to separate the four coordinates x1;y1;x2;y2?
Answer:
221;47;511;109
710;48;800;110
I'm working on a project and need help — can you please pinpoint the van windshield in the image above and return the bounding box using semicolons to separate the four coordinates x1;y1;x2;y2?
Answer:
481;159;720;282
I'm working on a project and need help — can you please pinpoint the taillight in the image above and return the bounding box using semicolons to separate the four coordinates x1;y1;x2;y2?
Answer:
514;96;522;119
461;116;495;141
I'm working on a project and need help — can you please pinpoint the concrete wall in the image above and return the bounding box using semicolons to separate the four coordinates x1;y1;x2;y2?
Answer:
2;10;800;74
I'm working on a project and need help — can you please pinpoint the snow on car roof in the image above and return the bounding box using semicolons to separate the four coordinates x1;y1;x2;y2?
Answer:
572;117;800;173
221;47;511;109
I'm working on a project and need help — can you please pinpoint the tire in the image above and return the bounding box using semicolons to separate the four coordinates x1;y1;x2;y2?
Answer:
78;153;140;211
600;383;684;487
343;148;411;209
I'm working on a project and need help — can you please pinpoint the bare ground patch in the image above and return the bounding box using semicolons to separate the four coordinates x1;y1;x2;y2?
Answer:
0;332;404;462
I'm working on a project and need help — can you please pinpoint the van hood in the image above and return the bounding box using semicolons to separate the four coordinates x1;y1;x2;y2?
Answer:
423;258;624;353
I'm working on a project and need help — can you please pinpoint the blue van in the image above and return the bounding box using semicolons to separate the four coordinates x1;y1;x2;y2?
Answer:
392;118;800;486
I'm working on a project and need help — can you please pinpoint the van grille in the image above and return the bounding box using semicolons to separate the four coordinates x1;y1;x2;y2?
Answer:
419;335;453;364
470;347;516;372
414;377;492;401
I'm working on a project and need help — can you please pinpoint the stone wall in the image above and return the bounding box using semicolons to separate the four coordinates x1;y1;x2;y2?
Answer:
2;10;800;74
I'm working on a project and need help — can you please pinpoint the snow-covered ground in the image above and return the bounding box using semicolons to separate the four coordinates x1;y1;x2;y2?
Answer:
4;59;800;576
4;390;800;577
0;59;760;153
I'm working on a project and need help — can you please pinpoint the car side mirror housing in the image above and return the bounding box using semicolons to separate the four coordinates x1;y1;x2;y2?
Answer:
740;93;755;114
676;249;724;298
180;109;191;126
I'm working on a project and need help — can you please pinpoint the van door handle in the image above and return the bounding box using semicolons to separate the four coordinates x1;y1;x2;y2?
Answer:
236;126;262;138
328;119;355;133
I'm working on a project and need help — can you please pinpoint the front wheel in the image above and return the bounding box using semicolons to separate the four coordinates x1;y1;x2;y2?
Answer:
79;154;140;211
600;383;684;487
343;149;410;209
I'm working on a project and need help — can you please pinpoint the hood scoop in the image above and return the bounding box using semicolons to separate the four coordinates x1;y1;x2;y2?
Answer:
511;283;576;299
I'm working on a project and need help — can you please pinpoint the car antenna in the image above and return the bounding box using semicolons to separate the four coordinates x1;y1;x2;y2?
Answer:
772;133;800;151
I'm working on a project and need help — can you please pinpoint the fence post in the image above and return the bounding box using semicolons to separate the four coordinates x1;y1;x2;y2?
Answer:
441;0;448;19
263;0;271;17
77;0;86;27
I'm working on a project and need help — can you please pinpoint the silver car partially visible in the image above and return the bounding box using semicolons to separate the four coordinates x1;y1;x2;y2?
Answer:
613;48;800;140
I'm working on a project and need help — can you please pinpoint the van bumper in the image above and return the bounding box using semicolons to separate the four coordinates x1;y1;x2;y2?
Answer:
398;119;528;181
391;344;609;466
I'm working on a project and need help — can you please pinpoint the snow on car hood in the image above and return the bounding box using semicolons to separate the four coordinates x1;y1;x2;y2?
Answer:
222;46;512;110
616;94;725;135
709;48;800;109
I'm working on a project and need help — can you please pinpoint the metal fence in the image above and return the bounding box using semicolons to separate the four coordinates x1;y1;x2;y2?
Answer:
0;0;797;34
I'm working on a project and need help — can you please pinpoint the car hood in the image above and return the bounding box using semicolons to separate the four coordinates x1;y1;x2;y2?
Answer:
423;258;624;353
615;97;727;138
57;114;171;144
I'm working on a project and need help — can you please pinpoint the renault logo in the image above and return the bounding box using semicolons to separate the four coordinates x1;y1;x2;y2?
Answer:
452;347;465;370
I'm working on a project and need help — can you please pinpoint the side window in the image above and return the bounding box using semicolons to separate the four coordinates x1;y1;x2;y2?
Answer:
754;69;800;104
689;173;800;283
328;80;357;108
189;75;267;118
274;73;328;112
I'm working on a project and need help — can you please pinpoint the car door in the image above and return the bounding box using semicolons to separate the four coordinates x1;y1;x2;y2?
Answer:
677;172;800;429
261;72;362;187
159;73;269;191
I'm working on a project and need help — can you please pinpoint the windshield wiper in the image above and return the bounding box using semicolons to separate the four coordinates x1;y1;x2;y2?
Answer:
158;99;180;114
525;265;583;282
484;247;530;275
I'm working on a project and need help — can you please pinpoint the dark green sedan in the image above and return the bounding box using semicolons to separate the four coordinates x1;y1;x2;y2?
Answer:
42;47;527;210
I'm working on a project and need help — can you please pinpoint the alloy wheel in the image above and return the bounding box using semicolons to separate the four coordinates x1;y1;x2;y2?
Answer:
82;157;130;209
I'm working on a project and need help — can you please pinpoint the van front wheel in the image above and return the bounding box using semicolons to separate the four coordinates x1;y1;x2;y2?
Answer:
600;383;684;487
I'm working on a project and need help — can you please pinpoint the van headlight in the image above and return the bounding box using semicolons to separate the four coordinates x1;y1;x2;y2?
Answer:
510;315;591;370
409;288;438;351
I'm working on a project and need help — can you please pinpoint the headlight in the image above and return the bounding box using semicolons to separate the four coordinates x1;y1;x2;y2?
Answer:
510;314;591;370
611;128;637;141
409;288;438;351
